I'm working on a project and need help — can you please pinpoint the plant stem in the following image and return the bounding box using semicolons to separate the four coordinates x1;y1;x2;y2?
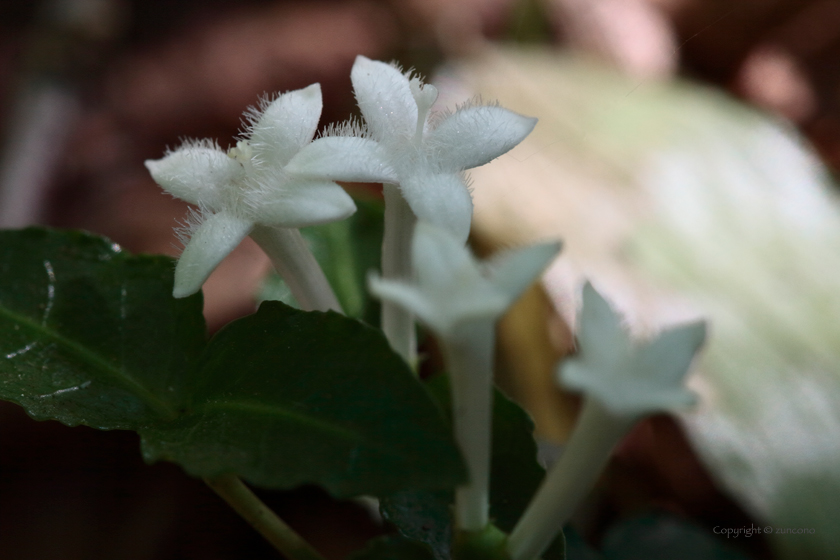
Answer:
205;474;326;560
381;183;417;365
506;398;635;560
443;320;496;531
250;225;342;313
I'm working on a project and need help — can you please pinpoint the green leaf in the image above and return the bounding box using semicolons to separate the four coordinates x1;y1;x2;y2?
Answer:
381;375;565;560
261;196;384;324
350;535;437;560
0;227;205;430
140;302;466;497
380;488;452;560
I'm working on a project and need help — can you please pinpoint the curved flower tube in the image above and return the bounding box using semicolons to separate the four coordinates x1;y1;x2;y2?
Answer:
145;84;354;310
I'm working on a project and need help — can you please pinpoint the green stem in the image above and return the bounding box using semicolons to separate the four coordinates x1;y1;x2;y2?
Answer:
381;183;417;365
250;226;343;313
204;474;326;560
443;320;496;531
506;398;635;560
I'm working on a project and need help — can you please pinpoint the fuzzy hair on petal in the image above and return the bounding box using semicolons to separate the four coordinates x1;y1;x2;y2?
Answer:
318;116;371;140
425;103;537;172
145;139;240;209
243;84;323;168
173;204;213;250
351;56;417;143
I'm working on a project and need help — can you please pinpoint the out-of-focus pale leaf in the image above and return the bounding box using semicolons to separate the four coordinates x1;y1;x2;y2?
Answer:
438;47;840;559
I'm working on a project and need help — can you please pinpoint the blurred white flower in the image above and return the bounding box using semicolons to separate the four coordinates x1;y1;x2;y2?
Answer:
370;220;560;531
559;282;706;417
145;84;355;298
369;221;560;337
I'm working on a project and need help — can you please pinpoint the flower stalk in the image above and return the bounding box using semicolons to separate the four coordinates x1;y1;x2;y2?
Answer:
204;474;326;560
250;226;342;313
380;183;418;363
443;319;496;530
506;398;635;560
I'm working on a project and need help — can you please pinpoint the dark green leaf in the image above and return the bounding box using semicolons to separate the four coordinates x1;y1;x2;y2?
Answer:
381;488;452;560
601;513;752;560
140;302;466;497
0;228;205;430
350;535;437;560
381;375;565;560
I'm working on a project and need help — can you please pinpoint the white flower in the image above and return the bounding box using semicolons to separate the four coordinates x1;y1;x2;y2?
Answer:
559;282;706;416
145;84;356;298
369;221;561;337
286;56;537;242
370;222;560;531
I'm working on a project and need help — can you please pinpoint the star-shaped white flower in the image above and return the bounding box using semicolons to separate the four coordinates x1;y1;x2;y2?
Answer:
559;283;706;417
286;56;537;242
369;221;561;337
145;84;356;298
509;285;707;560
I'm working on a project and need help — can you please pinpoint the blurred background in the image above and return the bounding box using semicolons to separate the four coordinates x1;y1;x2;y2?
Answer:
2;0;840;558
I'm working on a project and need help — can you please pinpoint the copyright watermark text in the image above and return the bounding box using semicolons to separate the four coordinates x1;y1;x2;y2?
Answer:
714;524;816;538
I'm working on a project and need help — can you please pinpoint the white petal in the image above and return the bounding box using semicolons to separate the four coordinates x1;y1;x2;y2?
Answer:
426;106;537;171
399;171;473;243
368;273;443;331
351;56;417;142
412;221;479;292
285;137;398;183
145;144;240;209
173;210;253;298
578;282;628;358
634;321;705;395
484;241;562;301
250;179;356;228
248;84;323;167
411;222;508;332
559;284;705;416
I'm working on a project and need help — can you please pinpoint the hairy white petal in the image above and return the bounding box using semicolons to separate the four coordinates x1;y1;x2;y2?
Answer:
285;137;398;183
426;106;537;171
145;145;241;209
351;56;416;142
252;179;356;228
247;83;323;167
173;210;253;298
484;241;562;301
399;172;473;243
